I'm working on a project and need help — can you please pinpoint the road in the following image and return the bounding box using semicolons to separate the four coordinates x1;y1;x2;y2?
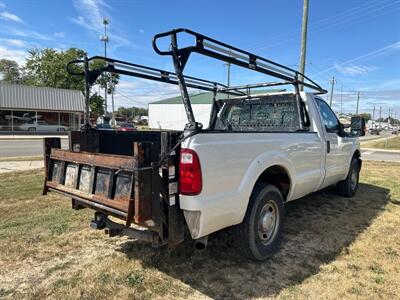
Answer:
0;138;399;162
0;139;69;157
362;149;400;163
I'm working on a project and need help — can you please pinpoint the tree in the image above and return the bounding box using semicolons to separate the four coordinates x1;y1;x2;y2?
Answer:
0;59;23;83
24;47;87;90
115;106;148;118
89;93;105;116
357;113;371;122
23;47;119;92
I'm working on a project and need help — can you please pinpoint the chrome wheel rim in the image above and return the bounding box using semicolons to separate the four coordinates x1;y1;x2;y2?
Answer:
350;168;358;191
257;201;279;245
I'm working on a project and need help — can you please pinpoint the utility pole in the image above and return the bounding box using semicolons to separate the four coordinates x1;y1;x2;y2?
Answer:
298;0;309;91
110;80;116;128
340;83;343;116
224;51;231;99
100;17;109;119
388;108;391;125
328;76;336;106
355;91;360;115
372;105;375;128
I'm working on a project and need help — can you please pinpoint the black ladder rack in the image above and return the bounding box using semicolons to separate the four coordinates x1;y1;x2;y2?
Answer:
66;55;245;96
152;28;327;131
152;28;327;94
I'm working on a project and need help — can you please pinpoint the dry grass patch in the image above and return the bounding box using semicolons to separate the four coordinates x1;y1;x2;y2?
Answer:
362;136;400;150
0;162;399;299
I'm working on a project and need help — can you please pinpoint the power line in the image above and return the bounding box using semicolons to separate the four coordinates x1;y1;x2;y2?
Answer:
248;0;384;50
252;0;399;52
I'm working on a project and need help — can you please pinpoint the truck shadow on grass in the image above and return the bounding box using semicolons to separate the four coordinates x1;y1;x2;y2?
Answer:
118;183;390;299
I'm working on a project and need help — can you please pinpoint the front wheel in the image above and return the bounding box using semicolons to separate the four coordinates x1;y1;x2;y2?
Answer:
337;158;360;197
233;183;285;261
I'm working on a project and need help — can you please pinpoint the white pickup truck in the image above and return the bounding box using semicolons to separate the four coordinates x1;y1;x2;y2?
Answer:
179;91;363;260
43;29;365;260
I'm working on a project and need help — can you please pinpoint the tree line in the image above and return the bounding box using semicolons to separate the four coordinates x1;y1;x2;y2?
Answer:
0;47;147;117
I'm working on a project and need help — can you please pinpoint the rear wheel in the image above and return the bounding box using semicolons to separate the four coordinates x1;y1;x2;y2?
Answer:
233;183;284;261
337;158;360;197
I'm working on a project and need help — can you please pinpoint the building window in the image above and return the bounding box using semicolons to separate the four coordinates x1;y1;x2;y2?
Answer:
0;110;13;132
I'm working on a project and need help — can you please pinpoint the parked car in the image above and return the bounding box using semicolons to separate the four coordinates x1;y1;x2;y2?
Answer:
19;121;68;132
392;128;399;135
369;128;380;135
118;123;137;132
94;123;113;130
5;113;33;122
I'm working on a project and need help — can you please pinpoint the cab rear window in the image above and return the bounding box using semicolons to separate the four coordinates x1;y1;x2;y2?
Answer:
217;94;302;132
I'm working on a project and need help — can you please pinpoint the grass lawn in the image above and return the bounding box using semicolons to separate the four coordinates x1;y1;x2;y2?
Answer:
0;161;399;299
362;136;400;150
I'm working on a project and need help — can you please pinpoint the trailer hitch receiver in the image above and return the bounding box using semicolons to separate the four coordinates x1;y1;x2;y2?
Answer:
90;212;107;230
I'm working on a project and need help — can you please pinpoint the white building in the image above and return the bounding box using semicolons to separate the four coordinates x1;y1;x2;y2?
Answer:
148;92;217;130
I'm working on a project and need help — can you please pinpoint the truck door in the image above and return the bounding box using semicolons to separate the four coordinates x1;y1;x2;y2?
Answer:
315;98;348;187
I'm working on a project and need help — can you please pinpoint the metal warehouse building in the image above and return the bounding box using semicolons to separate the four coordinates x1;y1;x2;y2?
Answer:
0;83;84;132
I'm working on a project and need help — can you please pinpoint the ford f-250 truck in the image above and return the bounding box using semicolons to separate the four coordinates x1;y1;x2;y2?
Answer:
43;29;365;260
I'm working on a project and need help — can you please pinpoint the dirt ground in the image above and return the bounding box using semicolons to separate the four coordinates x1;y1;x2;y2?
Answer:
0;161;399;299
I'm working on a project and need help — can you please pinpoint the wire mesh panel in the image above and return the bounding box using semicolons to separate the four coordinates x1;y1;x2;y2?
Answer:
218;94;302;132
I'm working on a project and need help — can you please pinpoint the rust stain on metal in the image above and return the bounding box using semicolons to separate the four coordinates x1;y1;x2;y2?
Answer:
50;149;137;171
46;181;129;212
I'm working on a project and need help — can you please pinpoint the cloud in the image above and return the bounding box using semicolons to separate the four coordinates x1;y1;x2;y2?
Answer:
328;87;400;115
53;32;65;38
0;45;27;65
0;11;23;23
111;78;182;108
0;38;27;48
70;0;109;32
312;41;400;77
69;0;136;50
0;2;5;8
334;63;377;76
1;27;53;41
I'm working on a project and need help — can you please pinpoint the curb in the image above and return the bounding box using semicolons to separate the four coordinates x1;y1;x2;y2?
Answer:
362;148;400;153
0;135;69;140
0;156;43;162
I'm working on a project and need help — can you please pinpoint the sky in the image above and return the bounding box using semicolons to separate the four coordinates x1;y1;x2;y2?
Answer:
0;0;399;118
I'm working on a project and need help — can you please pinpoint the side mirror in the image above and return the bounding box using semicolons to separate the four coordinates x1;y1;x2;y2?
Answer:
350;116;366;137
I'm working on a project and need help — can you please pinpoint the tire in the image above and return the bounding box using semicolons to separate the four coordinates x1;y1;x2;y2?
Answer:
233;183;285;261
337;158;360;197
28;127;36;132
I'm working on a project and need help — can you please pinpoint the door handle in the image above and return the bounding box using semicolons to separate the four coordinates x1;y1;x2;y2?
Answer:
327;140;330;153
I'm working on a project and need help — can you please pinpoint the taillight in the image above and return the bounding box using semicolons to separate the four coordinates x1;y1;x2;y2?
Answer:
179;148;202;195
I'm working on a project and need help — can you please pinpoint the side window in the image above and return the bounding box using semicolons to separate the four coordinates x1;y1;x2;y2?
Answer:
315;98;340;133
